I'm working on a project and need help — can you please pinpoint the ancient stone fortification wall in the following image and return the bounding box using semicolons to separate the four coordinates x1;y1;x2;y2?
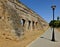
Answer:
0;0;48;39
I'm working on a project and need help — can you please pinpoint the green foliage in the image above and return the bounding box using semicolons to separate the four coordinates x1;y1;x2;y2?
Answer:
49;20;60;28
57;16;60;20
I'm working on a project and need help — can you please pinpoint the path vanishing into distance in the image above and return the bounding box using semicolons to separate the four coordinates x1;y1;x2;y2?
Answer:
27;28;60;47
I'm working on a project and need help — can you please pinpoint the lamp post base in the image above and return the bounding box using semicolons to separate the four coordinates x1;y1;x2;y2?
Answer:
51;28;55;42
51;39;55;41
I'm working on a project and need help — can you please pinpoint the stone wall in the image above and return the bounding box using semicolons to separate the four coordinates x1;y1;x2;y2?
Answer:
0;0;48;39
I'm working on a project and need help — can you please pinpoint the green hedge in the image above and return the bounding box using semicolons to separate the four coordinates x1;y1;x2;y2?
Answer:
49;20;60;28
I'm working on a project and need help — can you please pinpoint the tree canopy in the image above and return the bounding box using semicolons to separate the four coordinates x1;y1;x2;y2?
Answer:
49;20;60;28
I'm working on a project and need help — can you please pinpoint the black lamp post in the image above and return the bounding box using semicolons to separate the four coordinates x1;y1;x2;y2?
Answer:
51;5;56;41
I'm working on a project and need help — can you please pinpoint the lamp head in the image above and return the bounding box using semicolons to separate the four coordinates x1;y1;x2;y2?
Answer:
51;5;56;9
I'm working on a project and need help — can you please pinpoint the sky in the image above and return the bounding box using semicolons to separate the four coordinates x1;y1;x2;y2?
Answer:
19;0;60;23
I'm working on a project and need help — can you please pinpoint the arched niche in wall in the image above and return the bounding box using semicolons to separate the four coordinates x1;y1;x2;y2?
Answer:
28;20;31;29
0;16;1;19
32;21;34;29
36;22;38;26
20;19;25;27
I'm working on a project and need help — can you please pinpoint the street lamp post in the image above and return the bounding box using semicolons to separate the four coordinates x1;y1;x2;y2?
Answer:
51;5;56;41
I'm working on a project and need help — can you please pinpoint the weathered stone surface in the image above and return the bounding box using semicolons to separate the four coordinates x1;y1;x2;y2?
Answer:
0;0;48;40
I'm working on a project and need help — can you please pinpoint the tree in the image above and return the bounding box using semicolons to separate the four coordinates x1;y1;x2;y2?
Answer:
49;20;60;28
57;16;60;20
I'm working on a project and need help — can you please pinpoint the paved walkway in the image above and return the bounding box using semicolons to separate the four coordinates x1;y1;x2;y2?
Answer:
26;28;60;47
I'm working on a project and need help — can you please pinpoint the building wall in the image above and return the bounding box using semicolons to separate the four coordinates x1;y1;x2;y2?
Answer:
0;0;48;38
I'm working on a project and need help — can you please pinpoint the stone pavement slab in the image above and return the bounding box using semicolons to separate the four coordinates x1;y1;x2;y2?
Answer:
26;28;60;47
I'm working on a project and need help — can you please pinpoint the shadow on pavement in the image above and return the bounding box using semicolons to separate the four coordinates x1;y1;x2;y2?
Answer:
40;37;58;42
